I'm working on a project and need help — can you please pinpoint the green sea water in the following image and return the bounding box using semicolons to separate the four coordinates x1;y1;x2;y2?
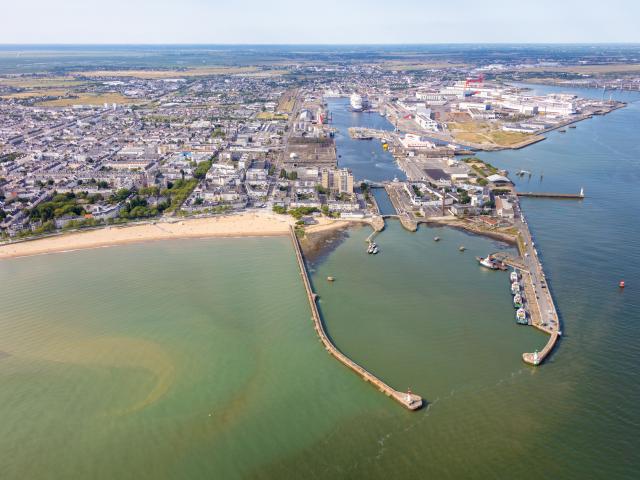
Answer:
4;226;628;479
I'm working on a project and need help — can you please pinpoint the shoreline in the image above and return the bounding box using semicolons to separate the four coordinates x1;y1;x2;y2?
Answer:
0;212;350;260
421;217;518;245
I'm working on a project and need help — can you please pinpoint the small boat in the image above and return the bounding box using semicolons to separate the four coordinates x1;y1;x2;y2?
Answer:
434;237;440;242
372;246;379;254
511;282;521;295
569;125;577;129
516;308;528;324
559;129;567;133
327;276;335;282
510;271;519;282
513;294;523;308
477;255;504;270
459;246;466;252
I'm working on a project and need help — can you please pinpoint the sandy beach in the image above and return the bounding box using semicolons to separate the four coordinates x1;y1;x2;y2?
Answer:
0;212;351;260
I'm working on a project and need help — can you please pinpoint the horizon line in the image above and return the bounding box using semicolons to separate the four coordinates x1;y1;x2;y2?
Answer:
1;42;640;47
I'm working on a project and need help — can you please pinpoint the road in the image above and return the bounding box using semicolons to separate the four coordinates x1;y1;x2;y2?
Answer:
516;216;559;332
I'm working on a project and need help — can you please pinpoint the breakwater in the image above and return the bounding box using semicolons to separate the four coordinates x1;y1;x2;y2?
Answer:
290;226;423;410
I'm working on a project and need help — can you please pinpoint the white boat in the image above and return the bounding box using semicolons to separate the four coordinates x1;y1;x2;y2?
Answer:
511;282;520;295
478;255;500;270
516;308;527;324
350;93;363;112
513;294;523;308
372;246;379;254
510;271;519;282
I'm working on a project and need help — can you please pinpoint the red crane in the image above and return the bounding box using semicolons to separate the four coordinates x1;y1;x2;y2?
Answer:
464;74;484;95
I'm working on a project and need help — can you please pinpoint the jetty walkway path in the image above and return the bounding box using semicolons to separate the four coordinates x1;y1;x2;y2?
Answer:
290;226;423;411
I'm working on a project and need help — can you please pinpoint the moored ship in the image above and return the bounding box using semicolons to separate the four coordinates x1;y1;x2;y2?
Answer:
516;308;528;325
513;293;523;308
350;93;364;112
477;254;507;270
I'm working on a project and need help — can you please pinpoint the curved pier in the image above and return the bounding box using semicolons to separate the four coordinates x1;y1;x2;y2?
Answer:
290;227;423;410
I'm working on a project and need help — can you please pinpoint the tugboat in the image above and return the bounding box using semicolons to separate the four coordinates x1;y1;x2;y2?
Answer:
511;282;521;295
513;293;523;308
516;308;528;324
510;270;519;282
477;254;502;270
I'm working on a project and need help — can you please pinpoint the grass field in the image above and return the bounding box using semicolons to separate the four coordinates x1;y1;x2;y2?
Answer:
256;112;288;120
521;63;640;75
0;76;87;88
276;89;297;113
36;92;137;107
1;88;70;99
378;61;467;71
71;66;288;79
448;121;539;147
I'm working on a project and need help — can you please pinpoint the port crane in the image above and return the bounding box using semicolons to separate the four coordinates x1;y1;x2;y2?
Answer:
464;74;484;96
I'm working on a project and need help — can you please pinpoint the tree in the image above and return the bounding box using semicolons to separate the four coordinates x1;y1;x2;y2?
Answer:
193;160;212;180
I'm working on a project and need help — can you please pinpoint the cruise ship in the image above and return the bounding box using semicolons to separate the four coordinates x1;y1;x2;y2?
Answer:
350;93;363;112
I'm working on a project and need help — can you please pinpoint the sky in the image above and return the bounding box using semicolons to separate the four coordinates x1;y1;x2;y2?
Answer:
2;0;639;44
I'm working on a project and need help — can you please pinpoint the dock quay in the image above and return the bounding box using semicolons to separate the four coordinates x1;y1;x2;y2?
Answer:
370;215;385;233
384;184;418;231
491;219;561;366
517;191;585;199
289;226;423;410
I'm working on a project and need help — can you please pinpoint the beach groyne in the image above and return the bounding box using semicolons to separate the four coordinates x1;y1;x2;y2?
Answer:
289;226;423;410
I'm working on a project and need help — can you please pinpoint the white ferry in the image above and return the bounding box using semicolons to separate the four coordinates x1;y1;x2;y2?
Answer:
350;93;363;112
